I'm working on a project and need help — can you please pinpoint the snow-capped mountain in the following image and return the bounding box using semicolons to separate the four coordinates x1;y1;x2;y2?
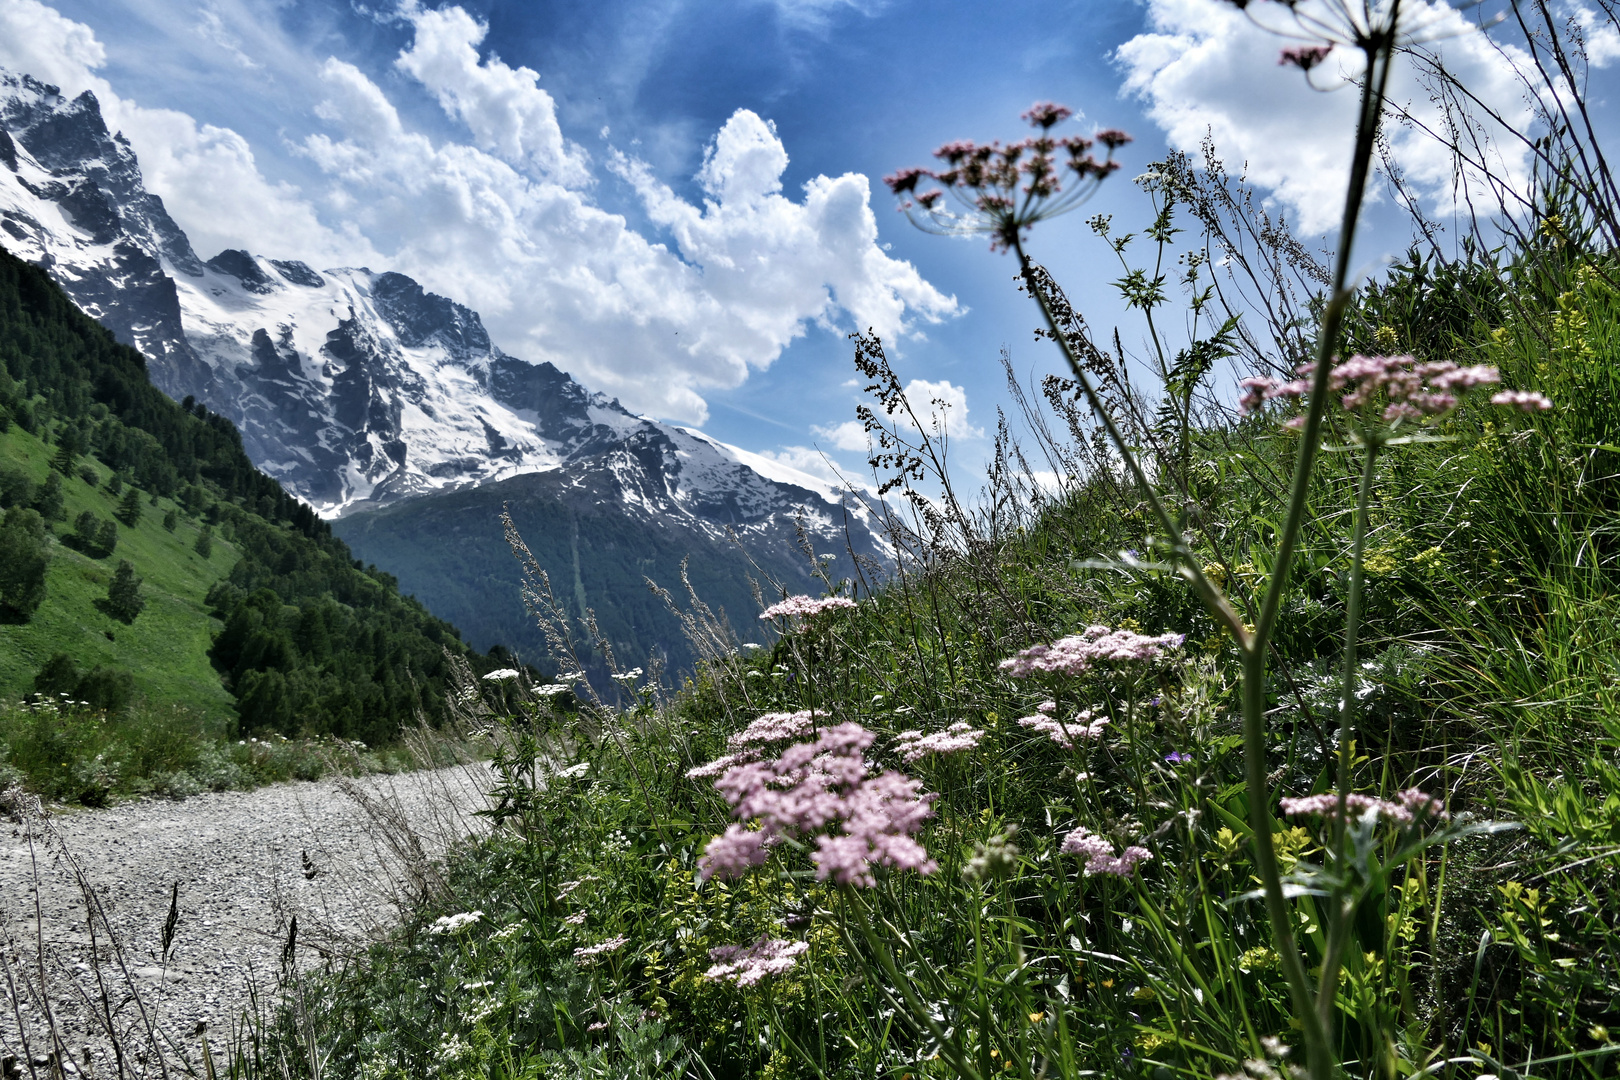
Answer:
0;69;877;566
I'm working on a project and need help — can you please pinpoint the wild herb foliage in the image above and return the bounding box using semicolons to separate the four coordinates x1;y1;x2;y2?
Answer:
239;3;1620;1075
0;243;489;743
259;231;1617;1080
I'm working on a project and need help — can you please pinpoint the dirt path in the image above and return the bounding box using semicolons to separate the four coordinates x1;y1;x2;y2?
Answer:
0;762;492;1074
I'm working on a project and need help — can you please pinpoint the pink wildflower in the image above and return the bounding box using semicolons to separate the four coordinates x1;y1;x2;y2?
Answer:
1021;101;1073;129
892;722;984;763
688;711;829;780
694;722;939;887
1279;788;1446;825
1239;376;1277;415
697;825;770;880
572;935;629;965
1490;390;1553;412
1017;707;1108;750
759;595;858;621
888;106;1127;251
687;751;756;780
704;936;811;987
1060;826;1153;876
1000;625;1185;678
729;710;823;748
1247;354;1536;430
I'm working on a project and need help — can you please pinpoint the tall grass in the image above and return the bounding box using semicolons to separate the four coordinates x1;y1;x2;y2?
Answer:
239;207;1620;1078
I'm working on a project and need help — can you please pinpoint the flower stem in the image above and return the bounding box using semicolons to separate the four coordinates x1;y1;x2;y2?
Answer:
841;887;983;1080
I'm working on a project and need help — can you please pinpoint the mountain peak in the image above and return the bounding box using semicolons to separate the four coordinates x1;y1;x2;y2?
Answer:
206;249;279;293
370;271;493;360
0;61;878;556
0;65;202;277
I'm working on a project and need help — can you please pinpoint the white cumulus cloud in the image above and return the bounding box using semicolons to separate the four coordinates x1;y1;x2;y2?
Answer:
813;420;870;452
0;0;106;97
812;377;982;451
299;47;956;422
395;3;590;186
612;110;958;385
1116;0;1537;235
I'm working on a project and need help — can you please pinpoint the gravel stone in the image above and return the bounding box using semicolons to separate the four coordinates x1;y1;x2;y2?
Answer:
0;762;492;1072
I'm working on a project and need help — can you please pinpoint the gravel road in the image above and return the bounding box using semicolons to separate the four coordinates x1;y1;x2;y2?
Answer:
0;762;492;1075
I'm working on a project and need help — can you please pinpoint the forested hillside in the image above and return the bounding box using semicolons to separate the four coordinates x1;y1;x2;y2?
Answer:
0;243;489;765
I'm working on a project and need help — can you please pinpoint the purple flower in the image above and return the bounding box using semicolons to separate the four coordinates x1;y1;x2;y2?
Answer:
1164;751;1192;764
704;936;811;987
694;722;939;887
1000;625;1185;678
1060;826;1153;877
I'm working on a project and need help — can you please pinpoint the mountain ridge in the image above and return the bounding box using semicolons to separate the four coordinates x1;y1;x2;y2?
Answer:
0;66;884;676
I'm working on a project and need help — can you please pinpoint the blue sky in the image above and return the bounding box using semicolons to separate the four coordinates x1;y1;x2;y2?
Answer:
1;0;1599;496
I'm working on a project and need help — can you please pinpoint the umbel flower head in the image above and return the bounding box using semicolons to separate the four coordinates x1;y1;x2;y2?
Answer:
703;936;810;987
1060;826;1153;877
1240;353;1550;433
692;721;939;888
1280;787;1447;825
759;595;857;621
1221;0;1487;69
885;103;1130;251
1000;625;1185;678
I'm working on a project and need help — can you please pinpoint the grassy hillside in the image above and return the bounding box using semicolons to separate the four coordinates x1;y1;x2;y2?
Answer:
0;242;497;801
0;420;237;714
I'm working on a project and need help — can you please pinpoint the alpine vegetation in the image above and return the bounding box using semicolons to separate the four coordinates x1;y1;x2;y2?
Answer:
224;2;1620;1079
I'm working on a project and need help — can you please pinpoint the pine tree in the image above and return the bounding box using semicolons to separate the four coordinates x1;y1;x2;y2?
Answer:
115;485;142;527
72;509;99;546
103;559;144;624
52;440;75;474
33;471;63;522
0;507;49;619
95;518;118;558
162;508;178;531
106;472;122;496
195;524;213;560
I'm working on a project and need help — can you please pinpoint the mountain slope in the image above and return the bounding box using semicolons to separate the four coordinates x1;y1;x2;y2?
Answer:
334;427;880;675
0;243;484;742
